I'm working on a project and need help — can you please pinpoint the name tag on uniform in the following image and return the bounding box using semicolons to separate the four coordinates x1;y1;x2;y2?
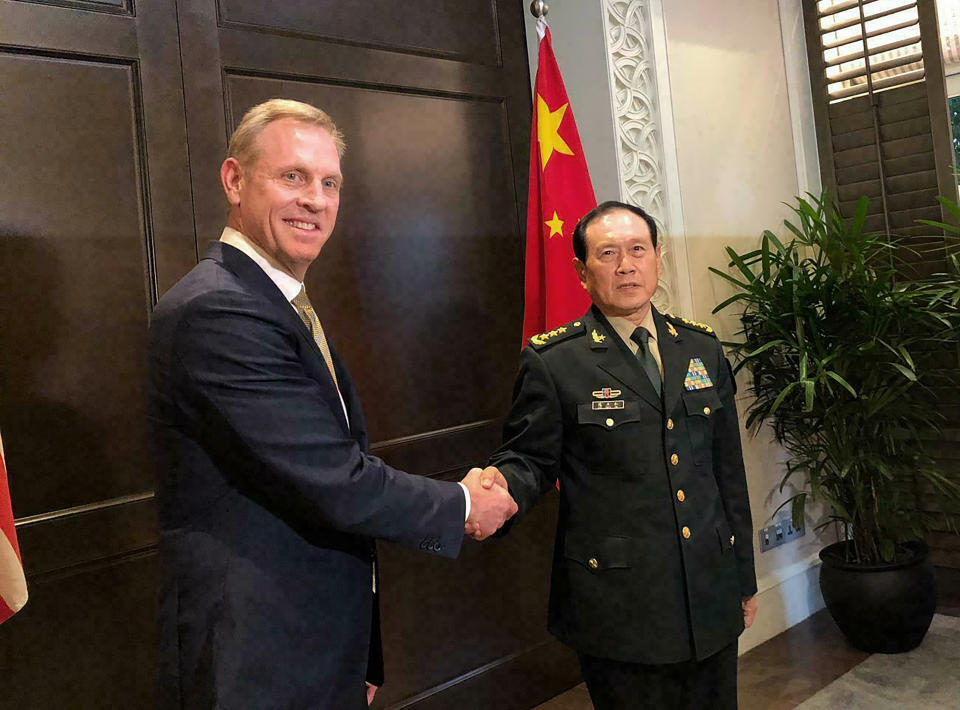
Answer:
592;400;625;410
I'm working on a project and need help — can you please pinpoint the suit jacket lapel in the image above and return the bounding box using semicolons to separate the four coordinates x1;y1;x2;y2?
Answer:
589;307;663;412
654;307;686;416
209;241;351;434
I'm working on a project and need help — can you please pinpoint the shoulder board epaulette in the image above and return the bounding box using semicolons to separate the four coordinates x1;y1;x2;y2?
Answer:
528;320;585;350
665;313;718;337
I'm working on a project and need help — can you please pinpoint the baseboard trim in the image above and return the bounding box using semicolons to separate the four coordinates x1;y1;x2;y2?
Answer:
756;550;823;596
741;556;826;654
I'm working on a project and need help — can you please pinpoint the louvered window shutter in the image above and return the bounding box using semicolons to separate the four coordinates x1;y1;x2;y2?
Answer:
804;0;957;277
804;0;960;567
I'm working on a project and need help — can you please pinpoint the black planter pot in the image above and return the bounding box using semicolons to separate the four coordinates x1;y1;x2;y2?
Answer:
819;540;936;653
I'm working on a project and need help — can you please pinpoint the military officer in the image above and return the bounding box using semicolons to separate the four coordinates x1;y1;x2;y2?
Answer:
482;201;757;709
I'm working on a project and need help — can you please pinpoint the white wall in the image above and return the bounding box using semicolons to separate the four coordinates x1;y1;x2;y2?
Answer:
522;0;834;653
664;0;823;651
660;0;833;652
522;3;621;203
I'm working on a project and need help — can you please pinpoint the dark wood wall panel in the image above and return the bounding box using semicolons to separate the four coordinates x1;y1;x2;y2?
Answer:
0;1;576;706
15;496;157;577
376;495;575;707
217;0;501;65
174;1;570;706
0;553;159;709
0;0;194;705
0;1;136;50
0;51;152;516
370;419;503;479
15;0;130;15
223;73;522;441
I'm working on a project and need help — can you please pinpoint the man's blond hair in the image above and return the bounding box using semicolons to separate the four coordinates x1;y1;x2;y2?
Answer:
227;99;346;167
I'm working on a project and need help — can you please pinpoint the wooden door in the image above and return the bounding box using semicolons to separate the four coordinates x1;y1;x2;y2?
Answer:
0;0;193;705
175;2;578;706
0;1;580;706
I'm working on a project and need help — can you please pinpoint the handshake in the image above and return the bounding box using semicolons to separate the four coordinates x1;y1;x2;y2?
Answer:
461;466;516;541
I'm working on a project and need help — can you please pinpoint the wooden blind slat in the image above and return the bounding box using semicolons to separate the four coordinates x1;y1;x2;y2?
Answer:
829;68;924;99
825;30;920;67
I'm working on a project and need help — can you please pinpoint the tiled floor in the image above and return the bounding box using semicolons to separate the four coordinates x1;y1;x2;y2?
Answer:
534;566;960;710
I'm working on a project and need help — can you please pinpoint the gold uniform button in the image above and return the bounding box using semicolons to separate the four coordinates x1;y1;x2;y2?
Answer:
703;406;711;415
670;453;679;466
677;489;685;503
730;535;736;545
588;557;599;570
605;418;615;427
682;526;691;539
666;418;674;430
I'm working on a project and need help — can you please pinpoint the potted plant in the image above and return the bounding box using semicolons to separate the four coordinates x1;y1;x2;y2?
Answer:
710;192;960;653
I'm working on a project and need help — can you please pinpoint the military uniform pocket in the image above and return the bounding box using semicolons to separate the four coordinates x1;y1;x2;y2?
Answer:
563;534;634;572
681;388;722;465
575;400;645;475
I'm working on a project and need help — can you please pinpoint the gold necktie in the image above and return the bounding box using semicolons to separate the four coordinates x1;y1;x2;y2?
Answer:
291;286;340;389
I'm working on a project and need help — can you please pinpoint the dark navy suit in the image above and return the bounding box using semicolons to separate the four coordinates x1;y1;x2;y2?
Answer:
148;242;465;709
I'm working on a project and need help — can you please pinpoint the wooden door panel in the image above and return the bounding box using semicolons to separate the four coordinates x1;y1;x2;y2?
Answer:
0;51;150;515
0;0;581;706
225;73;523;440
218;0;501;64
176;2;578;706
0;0;191;705
0;554;159;709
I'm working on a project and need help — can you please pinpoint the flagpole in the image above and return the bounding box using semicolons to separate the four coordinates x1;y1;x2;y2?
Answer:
521;0;596;342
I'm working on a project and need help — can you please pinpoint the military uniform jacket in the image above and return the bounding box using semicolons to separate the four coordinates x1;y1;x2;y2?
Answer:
489;305;756;665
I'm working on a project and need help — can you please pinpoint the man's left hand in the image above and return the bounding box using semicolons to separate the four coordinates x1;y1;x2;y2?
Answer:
742;596;758;629
366;682;378;706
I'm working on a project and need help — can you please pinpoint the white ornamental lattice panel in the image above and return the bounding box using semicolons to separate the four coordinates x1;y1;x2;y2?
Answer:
603;0;678;313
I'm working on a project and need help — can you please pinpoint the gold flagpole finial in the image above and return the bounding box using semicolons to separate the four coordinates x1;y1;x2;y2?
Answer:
530;1;548;18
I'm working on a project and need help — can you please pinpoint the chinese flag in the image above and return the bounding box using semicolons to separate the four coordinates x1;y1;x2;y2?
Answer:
0;433;28;624
522;20;597;342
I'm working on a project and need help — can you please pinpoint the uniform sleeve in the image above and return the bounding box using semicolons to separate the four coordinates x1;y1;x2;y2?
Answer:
488;346;564;525
712;345;757;596
170;288;465;557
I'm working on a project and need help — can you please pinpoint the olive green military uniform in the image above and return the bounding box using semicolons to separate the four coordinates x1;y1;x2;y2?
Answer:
490;305;756;698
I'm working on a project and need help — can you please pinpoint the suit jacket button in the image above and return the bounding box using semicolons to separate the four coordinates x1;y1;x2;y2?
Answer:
682;526;691;539
588;557;599;570
666;418;674;430
670;453;679;466
677;489;685;503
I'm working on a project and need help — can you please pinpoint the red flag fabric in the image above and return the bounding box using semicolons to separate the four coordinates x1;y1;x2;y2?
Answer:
0;433;28;624
522;20;597;342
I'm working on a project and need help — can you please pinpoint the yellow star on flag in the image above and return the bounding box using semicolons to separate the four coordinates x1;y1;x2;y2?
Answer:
537;95;574;170
545;211;564;238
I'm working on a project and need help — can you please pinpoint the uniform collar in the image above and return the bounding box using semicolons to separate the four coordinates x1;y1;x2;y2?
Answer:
587;305;662;412
606;308;657;350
